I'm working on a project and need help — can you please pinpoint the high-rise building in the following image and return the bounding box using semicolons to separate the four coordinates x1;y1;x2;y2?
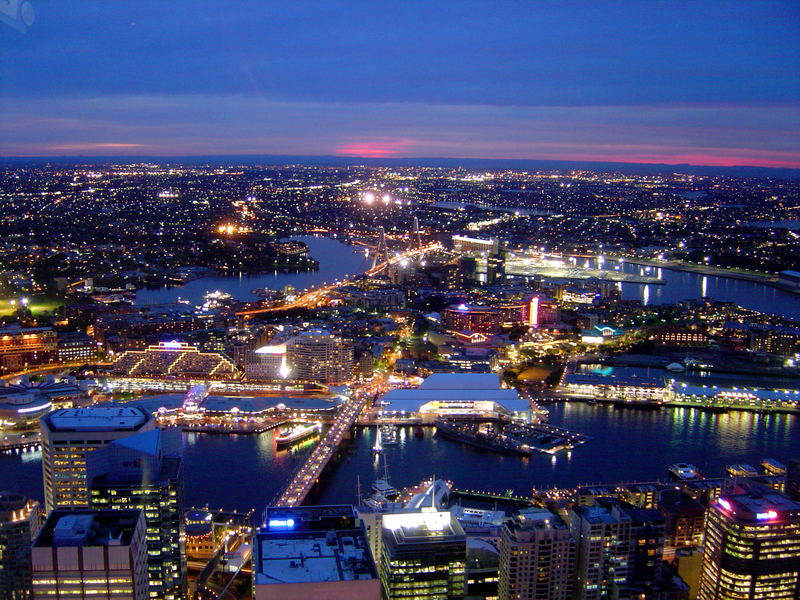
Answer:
569;503;632;600
498;508;574;600
87;429;185;600
0;492;42;600
658;489;706;549
286;330;354;385
786;458;800;501
40;406;155;513
31;510;149;600
698;485;800;600
253;505;380;600
380;510;467;600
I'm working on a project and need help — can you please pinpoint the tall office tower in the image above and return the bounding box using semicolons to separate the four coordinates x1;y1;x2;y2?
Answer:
87;429;185;600
380;510;467;600
569;503;632;600
253;505;380;600
31;510;149;600
286;330;354;385
40;406;154;513
0;492;42;600
602;500;666;593
698;485;800;600
498;508;575;600
786;458;800;501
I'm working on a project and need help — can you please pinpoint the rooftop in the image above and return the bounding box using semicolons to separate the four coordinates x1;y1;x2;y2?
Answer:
255;505;377;586
45;406;149;431
34;510;142;548
382;510;466;546
718;485;800;523
419;373;502;390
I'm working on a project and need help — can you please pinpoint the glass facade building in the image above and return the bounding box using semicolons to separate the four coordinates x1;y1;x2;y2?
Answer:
698;485;800;600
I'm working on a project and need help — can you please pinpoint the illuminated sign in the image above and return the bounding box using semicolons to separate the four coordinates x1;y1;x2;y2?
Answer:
457;303;469;311
756;510;778;520
268;518;295;529
529;296;539;328
162;340;184;350
718;498;732;511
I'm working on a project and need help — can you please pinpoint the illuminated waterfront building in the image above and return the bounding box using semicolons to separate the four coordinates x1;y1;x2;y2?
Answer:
286;330;354;385
441;304;502;334
0;326;57;374
498;508;574;600
87;429;185;600
31;510;149;600
40;406;155;513
452;235;499;256
378;373;528;421
0;492;42;600
698;486;800;600
253;505;379;600
110;341;239;380
0;376;89;430
380;510;467;600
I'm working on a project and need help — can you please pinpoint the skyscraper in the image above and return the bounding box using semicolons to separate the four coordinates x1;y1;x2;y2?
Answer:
87;429;185;600
31;510;149;600
380;510;467;600
698;485;800;600
569;503;632;600
0;492;42;600
498;508;575;600
40;406;155;512
286;330;354;385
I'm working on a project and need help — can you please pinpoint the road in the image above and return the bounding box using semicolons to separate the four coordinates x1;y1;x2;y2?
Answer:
236;243;442;316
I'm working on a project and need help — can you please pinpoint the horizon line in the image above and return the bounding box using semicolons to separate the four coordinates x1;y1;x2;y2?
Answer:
1;153;798;175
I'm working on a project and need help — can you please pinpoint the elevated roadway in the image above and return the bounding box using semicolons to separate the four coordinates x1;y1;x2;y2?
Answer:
272;391;371;506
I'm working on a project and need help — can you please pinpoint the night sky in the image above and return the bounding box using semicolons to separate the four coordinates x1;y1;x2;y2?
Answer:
1;1;798;167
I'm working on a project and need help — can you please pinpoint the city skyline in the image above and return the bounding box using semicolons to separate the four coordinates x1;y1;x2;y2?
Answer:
1;1;799;168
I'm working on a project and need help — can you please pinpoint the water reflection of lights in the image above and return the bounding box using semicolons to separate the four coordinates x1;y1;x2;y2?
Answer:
21;449;42;463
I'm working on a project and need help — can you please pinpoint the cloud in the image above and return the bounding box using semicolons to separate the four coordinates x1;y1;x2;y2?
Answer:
0;94;797;167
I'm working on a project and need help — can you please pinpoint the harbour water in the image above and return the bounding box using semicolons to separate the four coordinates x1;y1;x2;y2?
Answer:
2;403;797;512
135;236;370;306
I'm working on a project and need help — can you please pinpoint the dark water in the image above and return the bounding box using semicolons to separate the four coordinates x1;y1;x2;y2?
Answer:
580;257;800;319
3;404;797;512
135;236;371;306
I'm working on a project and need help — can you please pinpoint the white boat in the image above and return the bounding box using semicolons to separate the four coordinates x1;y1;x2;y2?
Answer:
275;423;321;448
668;462;702;481
380;425;399;445
371;478;399;499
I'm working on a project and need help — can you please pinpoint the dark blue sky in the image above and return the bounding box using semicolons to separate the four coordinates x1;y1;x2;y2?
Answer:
1;1;798;166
